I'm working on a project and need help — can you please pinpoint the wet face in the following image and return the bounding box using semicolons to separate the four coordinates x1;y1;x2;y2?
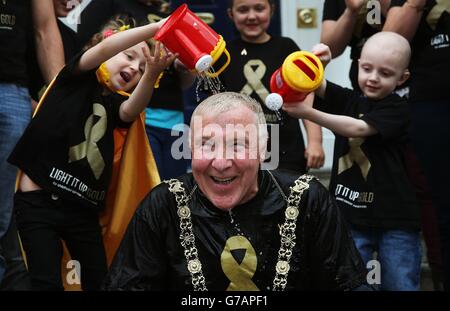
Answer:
104;42;149;92
53;0;81;18
228;0;273;43
191;107;262;211
358;43;408;100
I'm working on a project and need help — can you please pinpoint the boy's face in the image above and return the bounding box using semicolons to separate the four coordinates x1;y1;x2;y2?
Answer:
358;43;408;100
104;42;149;92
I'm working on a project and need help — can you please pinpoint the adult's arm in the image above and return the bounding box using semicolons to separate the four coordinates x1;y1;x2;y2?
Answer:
31;0;65;83
383;0;426;41
321;0;365;58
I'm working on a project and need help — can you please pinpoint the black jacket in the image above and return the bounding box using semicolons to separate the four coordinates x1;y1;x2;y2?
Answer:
103;170;366;290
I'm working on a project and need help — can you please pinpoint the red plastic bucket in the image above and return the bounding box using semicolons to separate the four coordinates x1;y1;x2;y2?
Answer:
154;4;230;77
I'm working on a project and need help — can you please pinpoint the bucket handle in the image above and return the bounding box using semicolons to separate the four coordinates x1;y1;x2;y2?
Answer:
206;48;231;78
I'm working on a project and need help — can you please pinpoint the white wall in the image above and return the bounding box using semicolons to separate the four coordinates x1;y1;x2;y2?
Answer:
280;0;353;172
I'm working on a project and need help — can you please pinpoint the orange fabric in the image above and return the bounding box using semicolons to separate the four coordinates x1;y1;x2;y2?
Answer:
100;113;160;265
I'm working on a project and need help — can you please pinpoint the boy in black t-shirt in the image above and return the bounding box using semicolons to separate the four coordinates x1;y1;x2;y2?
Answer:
7;16;176;290
284;32;421;290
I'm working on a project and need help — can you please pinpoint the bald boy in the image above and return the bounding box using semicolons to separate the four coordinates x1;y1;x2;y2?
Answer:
283;32;422;290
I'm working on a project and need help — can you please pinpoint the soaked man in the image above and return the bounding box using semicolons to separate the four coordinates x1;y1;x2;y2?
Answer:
103;92;367;291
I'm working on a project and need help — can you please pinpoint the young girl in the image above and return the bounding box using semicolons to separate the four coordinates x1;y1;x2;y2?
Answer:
8;15;176;290
220;0;325;173
78;0;196;180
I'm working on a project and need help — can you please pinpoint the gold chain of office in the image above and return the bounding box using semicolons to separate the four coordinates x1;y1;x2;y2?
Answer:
164;174;314;291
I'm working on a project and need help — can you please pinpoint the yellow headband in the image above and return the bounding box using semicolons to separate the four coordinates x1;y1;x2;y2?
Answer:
96;63;131;97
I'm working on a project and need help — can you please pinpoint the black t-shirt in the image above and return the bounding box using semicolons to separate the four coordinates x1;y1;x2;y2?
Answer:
8;53;129;210
322;0;384;90
220;36;307;173
317;82;420;230
390;0;450;102
0;0;31;86
77;0;183;111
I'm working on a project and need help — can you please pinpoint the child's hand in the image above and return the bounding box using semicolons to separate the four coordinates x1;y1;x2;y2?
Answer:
311;43;332;67
305;141;325;169
282;92;315;119
345;0;365;13
142;42;177;80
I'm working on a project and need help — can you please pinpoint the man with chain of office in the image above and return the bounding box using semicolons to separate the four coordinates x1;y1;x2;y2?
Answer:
103;92;367;291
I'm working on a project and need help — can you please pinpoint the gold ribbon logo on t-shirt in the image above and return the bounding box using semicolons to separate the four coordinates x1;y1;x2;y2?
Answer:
241;59;269;103
427;0;450;30
220;235;259;291
68;103;107;180
338;137;371;180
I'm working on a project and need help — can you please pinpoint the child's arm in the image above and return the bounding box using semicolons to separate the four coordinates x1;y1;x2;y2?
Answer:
283;93;377;138
119;42;177;123
76;19;166;73
303;120;325;169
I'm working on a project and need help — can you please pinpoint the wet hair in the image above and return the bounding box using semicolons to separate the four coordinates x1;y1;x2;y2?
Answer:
83;14;155;52
227;0;275;9
191;92;268;155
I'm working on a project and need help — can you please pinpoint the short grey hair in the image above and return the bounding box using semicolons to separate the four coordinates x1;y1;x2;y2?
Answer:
190;92;268;157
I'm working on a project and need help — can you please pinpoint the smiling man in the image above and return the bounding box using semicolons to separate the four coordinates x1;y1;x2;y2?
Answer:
103;92;367;291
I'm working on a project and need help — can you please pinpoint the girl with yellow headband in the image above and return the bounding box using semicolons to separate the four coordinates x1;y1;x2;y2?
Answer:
7;14;175;290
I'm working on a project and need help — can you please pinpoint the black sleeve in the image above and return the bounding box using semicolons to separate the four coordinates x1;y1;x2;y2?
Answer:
322;0;346;21
306;182;367;290
102;187;171;291
109;94;133;129
361;96;410;141
315;81;354;115
56;50;95;83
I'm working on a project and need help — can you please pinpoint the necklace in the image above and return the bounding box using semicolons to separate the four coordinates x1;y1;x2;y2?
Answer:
164;173;314;291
